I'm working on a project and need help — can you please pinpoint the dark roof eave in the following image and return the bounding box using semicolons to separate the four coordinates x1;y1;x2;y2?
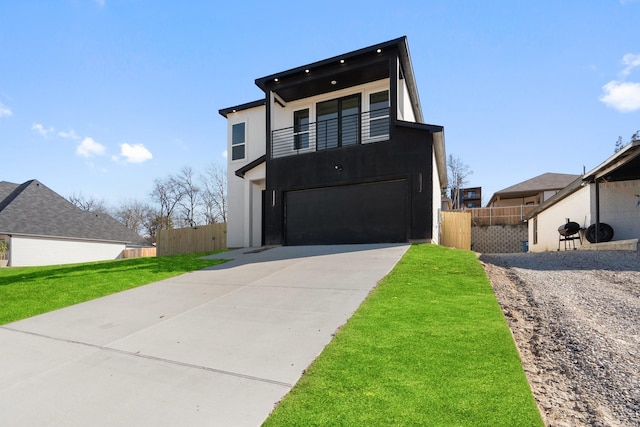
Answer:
235;155;267;178
255;37;408;91
219;99;266;118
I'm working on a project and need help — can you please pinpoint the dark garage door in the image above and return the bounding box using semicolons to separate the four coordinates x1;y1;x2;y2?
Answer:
285;180;407;245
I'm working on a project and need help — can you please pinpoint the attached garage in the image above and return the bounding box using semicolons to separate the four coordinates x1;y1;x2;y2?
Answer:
284;180;408;245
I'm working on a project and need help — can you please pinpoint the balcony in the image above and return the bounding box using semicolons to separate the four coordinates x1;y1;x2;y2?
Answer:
271;108;389;158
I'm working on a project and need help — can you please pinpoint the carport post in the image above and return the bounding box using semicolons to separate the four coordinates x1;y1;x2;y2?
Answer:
595;178;600;243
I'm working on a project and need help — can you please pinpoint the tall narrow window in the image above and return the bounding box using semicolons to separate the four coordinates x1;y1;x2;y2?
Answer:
232;122;245;160
293;109;309;150
369;90;389;138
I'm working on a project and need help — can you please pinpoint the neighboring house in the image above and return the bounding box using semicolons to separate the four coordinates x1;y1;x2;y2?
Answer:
525;141;640;252
451;186;482;209
220;37;447;247
486;172;580;207
0;179;148;266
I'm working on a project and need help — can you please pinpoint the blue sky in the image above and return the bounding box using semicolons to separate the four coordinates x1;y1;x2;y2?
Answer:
1;0;639;207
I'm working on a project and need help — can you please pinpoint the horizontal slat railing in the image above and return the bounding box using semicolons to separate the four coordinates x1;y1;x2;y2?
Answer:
271;108;389;158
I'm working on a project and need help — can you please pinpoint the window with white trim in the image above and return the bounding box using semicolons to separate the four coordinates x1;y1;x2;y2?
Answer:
231;122;246;160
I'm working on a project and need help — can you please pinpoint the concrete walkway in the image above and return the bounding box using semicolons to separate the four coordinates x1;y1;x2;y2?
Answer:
0;244;409;426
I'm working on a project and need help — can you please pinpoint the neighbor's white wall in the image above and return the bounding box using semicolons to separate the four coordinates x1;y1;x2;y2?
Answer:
226;105;266;248
10;236;125;267
592;179;640;240
528;186;590;252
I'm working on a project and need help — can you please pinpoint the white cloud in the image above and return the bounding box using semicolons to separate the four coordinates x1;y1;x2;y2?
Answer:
600;81;640;112
621;53;640;77
58;129;81;140
32;123;55;137
221;150;228;159
76;137;106;157
118;143;153;163
0;102;12;118
96;0;105;6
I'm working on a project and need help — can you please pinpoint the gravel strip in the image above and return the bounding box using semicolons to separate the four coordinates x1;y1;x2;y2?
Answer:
480;250;640;427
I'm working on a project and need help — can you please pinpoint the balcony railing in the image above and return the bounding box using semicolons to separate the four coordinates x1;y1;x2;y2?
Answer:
271;108;389;158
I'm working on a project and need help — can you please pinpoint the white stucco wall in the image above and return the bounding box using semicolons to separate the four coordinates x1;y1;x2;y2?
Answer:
592;179;640;240
226;105;266;249
9;235;125;267
397;59;416;122
529;179;640;252
528;186;591;252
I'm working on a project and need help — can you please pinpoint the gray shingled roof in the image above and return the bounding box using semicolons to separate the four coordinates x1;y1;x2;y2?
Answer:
487;172;580;205
0;179;146;245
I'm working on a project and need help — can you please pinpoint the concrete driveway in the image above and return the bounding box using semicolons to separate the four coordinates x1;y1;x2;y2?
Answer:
0;244;409;426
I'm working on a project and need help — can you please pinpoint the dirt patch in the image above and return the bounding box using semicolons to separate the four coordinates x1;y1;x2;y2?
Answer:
480;251;640;427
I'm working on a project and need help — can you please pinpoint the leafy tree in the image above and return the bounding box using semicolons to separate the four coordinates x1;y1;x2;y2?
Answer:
614;136;624;153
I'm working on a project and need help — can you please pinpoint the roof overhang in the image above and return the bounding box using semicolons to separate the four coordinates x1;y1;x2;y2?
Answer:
254;36;423;123
524;140;640;220
219;99;265;118
582;140;640;183
235;155;266;179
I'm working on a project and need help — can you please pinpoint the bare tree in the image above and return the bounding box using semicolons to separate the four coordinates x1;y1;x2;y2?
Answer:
113;199;154;240
200;163;227;224
173;166;200;227
149;177;184;230
67;192;111;214
447;155;473;209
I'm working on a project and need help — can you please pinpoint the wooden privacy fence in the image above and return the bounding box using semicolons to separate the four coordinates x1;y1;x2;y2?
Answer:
156;223;227;256
441;211;471;250
470;205;537;226
122;247;156;258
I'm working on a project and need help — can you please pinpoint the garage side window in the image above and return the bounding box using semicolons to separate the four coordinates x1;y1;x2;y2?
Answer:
232;122;246;161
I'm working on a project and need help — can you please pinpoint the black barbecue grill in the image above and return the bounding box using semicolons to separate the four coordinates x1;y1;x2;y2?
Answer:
557;219;581;250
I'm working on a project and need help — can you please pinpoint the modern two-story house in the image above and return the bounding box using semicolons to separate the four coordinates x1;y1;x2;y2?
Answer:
220;37;447;248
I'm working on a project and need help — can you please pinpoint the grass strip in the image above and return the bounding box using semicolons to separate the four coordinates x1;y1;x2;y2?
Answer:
263;244;543;426
0;252;227;325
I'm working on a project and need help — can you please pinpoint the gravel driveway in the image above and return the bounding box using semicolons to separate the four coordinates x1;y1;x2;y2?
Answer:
480;250;639;427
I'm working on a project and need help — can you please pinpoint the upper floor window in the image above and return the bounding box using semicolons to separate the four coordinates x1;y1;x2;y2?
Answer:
232;122;246;160
369;90;389;138
317;94;360;150
293;109;310;150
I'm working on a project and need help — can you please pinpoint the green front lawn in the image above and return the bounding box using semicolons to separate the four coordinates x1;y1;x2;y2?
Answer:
0;252;227;325
263;244;543;426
